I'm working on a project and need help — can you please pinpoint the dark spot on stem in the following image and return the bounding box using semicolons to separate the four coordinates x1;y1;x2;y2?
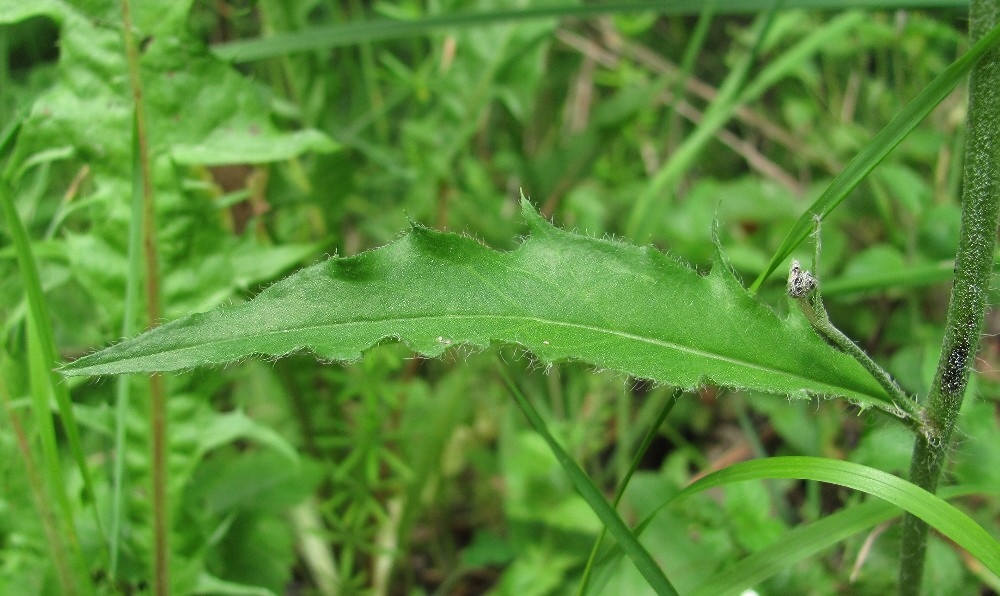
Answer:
940;340;970;393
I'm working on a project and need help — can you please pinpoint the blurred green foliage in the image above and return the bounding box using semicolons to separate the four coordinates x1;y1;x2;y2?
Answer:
1;0;997;594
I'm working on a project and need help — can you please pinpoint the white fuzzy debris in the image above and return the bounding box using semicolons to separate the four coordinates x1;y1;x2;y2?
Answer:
787;259;817;298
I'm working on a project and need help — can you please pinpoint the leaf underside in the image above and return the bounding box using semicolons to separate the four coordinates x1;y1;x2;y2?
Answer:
63;201;898;414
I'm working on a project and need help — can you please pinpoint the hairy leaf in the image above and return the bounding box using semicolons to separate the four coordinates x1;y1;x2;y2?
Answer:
62;201;902;416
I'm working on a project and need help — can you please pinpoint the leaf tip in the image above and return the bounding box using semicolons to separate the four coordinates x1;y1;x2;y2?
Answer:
518;191;554;235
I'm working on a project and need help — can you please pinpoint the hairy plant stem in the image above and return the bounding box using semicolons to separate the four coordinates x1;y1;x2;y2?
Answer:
793;287;921;427
899;1;1000;592
120;1;169;593
789;229;922;429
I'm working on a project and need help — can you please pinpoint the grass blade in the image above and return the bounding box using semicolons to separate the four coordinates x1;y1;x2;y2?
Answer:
750;20;1000;293
498;363;679;596
0;179;104;552
688;485;994;595
577;388;680;595
108;109;148;578
627;1;780;239
212;2;968;63
627;9;870;240
670;457;1000;578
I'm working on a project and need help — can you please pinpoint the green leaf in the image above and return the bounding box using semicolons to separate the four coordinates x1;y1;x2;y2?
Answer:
691;499;897;596
191;409;299;466
210;1;970;63
193;572;277;596
687;485;993;596
62;201;904;415
670;458;1000;583
628;9;863;241
1;180;102;551
4;0;336;187
499;366;679;595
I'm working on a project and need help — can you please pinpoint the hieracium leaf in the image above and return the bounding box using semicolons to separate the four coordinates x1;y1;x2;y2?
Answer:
63;201;901;416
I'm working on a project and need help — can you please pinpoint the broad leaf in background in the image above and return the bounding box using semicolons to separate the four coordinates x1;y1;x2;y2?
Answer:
1;0;335;328
64;200;906;418
2;0;336;185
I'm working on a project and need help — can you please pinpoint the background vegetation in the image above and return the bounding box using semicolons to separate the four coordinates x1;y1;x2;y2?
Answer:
1;0;998;594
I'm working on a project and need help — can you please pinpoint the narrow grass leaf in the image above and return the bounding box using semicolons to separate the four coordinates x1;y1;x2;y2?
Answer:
0;179;104;546
751;21;1000;293
63;200;905;418
820;259;956;297
578;389;680;595
211;2;968;63
692;499;896;596
671;457;1000;578
661;0;716;126
627;10;863;240
627;3;778;240
689;485;995;596
499;365;679;596
110;114;147;576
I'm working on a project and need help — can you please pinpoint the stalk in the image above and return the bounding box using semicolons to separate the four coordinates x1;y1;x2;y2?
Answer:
120;1;169;593
0;365;76;594
788;224;923;428
899;1;1000;592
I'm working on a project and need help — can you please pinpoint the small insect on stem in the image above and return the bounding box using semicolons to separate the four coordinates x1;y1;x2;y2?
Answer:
787;259;817;299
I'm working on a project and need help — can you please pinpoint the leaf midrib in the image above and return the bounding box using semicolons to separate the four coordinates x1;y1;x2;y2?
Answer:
80;312;883;398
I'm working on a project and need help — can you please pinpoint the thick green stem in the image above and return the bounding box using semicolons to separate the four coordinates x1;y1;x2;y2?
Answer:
899;1;1000;592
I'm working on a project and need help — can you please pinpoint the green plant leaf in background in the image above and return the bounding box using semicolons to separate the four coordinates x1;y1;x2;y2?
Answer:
685;484;996;596
210;1;970;63
63;200;907;418
668;457;1000;583
2;0;336;186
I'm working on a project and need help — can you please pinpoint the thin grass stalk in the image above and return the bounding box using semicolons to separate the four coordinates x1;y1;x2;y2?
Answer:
0;180;94;588
147;373;168;593
626;1;785;240
0;178;105;546
0;369;76;594
109;113;148;578
348;0;389;142
750;20;1000;294
25;316;74;538
497;362;679;596
119;0;168;592
577;388;679;595
211;2;971;63
899;0;1000;592
661;1;716;153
